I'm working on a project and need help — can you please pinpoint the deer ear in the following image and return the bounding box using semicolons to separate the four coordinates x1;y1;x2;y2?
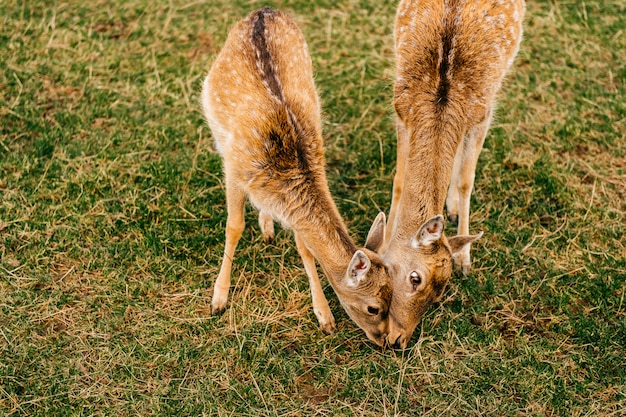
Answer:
364;212;386;253
412;215;444;248
346;250;371;287
448;232;483;255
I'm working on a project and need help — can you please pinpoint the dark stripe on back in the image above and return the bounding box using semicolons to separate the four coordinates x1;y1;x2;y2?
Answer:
251;7;284;102
250;8;313;173
435;27;452;108
435;0;460;109
435;0;465;111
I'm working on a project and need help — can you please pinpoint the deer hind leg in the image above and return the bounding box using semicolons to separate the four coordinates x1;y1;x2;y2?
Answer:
258;211;275;244
446;141;465;226
385;119;409;250
294;232;336;334
449;111;492;275
212;178;246;315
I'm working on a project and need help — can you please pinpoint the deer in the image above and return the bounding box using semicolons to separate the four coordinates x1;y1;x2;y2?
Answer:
201;7;393;346
383;0;525;349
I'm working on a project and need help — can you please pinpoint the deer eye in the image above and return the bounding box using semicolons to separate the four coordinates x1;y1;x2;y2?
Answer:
367;306;380;315
410;271;423;291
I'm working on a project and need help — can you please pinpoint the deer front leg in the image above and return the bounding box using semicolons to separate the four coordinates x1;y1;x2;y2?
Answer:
212;180;246;315
449;113;491;275
294;232;336;334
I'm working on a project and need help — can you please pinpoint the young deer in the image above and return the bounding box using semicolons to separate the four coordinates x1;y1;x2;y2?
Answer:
202;8;393;346
384;0;525;349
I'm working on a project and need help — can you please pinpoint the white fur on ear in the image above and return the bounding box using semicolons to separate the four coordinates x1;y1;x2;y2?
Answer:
364;212;386;253
412;215;444;248
346;250;371;287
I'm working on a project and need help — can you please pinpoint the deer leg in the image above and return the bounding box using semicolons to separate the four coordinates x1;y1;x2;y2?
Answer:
452;113;491;275
446;140;465;226
258;210;275;244
385;119;409;250
212;179;246;315
294;232;336;334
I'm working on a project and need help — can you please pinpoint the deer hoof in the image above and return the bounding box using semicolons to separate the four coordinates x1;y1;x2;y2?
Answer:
211;293;228;315
320;318;337;335
262;232;274;245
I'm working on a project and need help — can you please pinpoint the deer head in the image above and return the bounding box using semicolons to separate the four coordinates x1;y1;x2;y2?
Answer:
334;212;393;346
384;215;481;349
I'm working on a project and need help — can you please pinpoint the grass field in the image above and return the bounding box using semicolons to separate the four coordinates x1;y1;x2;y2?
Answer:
1;0;625;415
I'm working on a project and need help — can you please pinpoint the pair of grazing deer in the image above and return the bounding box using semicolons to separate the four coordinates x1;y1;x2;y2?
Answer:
202;0;525;349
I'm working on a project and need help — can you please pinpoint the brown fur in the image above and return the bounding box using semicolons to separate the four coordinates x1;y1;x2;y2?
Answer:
384;0;525;348
202;8;392;345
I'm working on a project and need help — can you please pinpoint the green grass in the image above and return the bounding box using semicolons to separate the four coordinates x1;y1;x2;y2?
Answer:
1;0;624;415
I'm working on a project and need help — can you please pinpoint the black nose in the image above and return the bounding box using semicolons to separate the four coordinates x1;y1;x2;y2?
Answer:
392;335;403;350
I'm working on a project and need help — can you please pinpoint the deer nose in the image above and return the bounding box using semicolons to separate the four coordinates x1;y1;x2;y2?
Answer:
391;335;403;350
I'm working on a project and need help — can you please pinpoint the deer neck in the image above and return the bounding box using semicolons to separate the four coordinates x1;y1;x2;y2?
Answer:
394;121;462;239
292;194;357;286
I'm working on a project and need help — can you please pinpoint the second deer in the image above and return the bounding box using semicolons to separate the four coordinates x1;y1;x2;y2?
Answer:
384;0;525;348
202;8;393;346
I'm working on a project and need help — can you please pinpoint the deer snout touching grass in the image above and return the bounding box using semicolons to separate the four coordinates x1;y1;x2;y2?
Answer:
201;8;393;346
384;0;525;349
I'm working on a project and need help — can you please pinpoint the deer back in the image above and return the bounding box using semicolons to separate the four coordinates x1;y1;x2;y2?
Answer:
203;8;329;226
